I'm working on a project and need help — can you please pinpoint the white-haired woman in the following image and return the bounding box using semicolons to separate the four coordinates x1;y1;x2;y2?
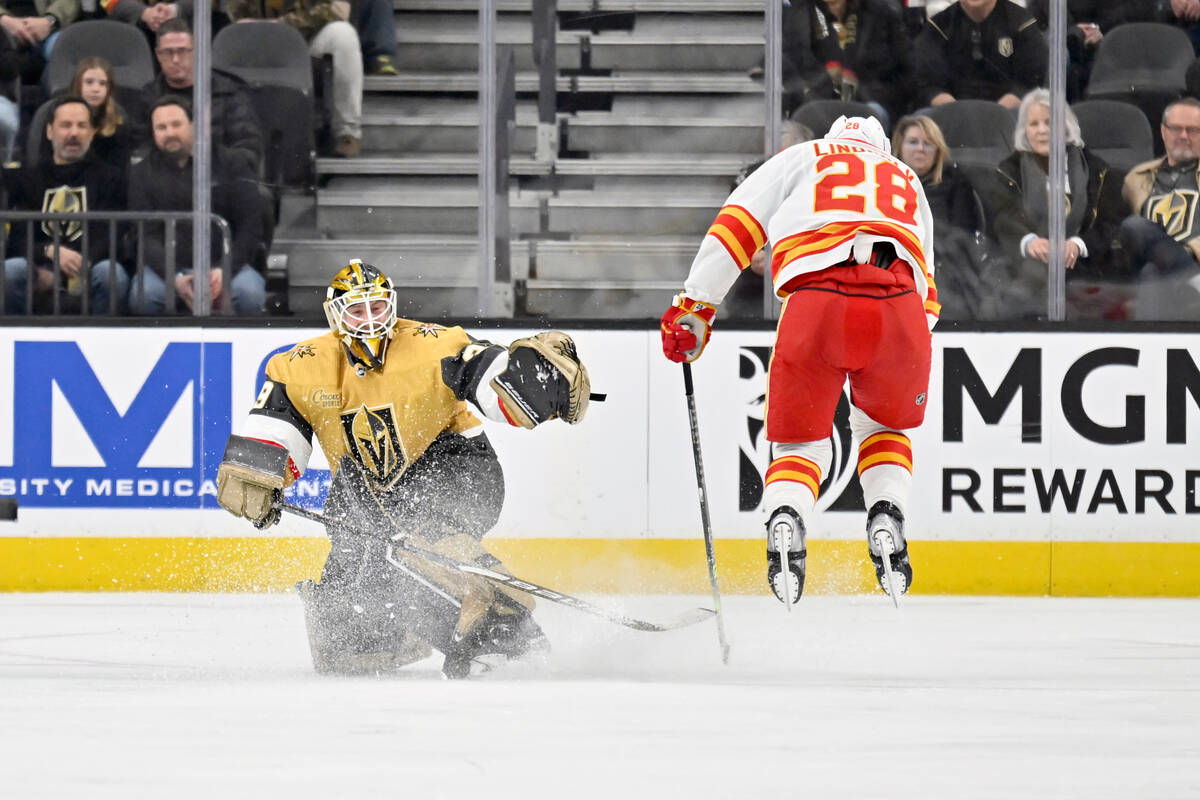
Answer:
985;88;1126;318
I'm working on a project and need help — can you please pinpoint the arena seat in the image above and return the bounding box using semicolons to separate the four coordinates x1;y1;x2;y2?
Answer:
1071;99;1154;174
42;20;154;107
212;20;316;190
790;99;886;139
1085;22;1194;155
925;99;1016;169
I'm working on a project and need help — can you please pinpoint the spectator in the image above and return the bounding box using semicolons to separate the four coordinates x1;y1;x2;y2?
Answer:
354;0;397;75
752;1;846;116
914;0;1047;111
1119;97;1200;316
2;95;127;314
821;0;917;128
1158;0;1200;54
892;113;990;318
127;96;270;314
143;17;263;178
226;0;363;158
70;56;134;167
0;26;19;163
0;0;77;83
100;0;225;33
982;88;1125;319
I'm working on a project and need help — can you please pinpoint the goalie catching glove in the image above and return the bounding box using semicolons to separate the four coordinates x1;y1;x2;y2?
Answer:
661;293;717;363
493;331;592;429
216;435;290;529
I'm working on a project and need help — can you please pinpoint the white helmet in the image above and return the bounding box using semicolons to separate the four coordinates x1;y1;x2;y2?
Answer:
826;115;889;152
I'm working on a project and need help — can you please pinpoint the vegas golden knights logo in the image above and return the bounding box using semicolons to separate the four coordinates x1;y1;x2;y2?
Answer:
1147;191;1198;241
42;185;86;242
340;403;406;487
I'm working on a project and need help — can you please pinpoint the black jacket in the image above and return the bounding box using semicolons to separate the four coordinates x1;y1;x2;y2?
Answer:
989;147;1126;278
2;152;127;265
924;162;984;236
140;69;264;179
827;0;916;120
127;147;270;278
914;0;1048;106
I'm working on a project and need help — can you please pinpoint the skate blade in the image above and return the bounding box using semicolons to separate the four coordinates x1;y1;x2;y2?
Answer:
872;531;903;609
772;523;795;612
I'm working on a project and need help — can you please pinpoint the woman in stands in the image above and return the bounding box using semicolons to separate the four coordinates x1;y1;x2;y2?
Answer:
984;88;1127;319
892;114;989;319
71;58;134;167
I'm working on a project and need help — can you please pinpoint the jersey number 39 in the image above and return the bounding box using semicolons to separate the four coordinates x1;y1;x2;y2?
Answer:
813;153;918;226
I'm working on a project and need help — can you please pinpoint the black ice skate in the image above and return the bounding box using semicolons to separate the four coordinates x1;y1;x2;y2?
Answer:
765;506;806;608
866;501;913;606
441;595;549;679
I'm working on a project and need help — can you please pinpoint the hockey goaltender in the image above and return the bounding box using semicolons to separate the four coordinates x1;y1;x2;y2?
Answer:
215;260;593;678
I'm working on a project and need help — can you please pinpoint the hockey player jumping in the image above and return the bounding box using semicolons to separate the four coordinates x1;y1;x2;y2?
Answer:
660;116;938;606
216;260;592;677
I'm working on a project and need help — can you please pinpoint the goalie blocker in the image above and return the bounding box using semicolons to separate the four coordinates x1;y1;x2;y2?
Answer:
216;435;290;529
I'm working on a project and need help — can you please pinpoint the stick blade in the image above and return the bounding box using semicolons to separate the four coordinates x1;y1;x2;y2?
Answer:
0;498;16;521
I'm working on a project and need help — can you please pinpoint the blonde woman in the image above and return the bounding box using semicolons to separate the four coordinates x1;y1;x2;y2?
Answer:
987;88;1125;318
892;113;987;318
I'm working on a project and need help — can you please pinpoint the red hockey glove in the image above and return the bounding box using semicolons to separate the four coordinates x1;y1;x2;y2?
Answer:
660;293;717;363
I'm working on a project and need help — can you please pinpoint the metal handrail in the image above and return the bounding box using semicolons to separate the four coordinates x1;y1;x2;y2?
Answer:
0;211;234;317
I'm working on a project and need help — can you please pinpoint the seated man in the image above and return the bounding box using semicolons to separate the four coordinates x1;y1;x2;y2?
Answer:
226;0;363;157
914;0;1047;110
3;95;127;315
1120;97;1200;319
142;18;263;179
126;96;270;314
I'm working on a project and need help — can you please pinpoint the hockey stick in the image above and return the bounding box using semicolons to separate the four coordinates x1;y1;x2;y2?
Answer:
682;362;731;664
279;502;716;633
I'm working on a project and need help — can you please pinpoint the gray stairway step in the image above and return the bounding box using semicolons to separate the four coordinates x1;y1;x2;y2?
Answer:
316;184;543;235
276;235;531;286
316;154;552;176
554;153;749;176
359;101;542;153
397;0;763;10
590;16;762;70
571;70;758;93
364;72;563;93
392;13;584;70
547;190;720;234
566;112;762;154
530;237;694;280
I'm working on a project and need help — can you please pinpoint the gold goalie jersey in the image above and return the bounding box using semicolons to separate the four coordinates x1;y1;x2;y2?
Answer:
243;321;484;489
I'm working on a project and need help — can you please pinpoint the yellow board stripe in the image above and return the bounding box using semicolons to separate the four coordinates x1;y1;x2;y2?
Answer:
1;538;1199;597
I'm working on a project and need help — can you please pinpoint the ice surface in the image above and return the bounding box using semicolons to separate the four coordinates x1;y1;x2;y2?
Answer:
1;593;1198;799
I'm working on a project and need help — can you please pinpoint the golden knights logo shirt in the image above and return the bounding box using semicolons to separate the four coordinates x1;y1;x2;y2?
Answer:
1143;160;1200;243
243;322;483;489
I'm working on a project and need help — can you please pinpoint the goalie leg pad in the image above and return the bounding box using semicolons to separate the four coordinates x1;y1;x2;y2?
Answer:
491;331;591;428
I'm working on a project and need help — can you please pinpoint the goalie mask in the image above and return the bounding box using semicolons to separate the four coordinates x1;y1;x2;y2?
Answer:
324;260;399;372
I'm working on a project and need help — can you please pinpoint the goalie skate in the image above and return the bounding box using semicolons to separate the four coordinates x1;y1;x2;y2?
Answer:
866;501;912;607
765;506;806;608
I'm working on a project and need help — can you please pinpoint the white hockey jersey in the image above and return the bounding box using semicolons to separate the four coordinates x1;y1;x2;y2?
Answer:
683;132;939;323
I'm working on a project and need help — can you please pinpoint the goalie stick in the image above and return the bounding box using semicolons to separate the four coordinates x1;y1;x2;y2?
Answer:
278;502;716;633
